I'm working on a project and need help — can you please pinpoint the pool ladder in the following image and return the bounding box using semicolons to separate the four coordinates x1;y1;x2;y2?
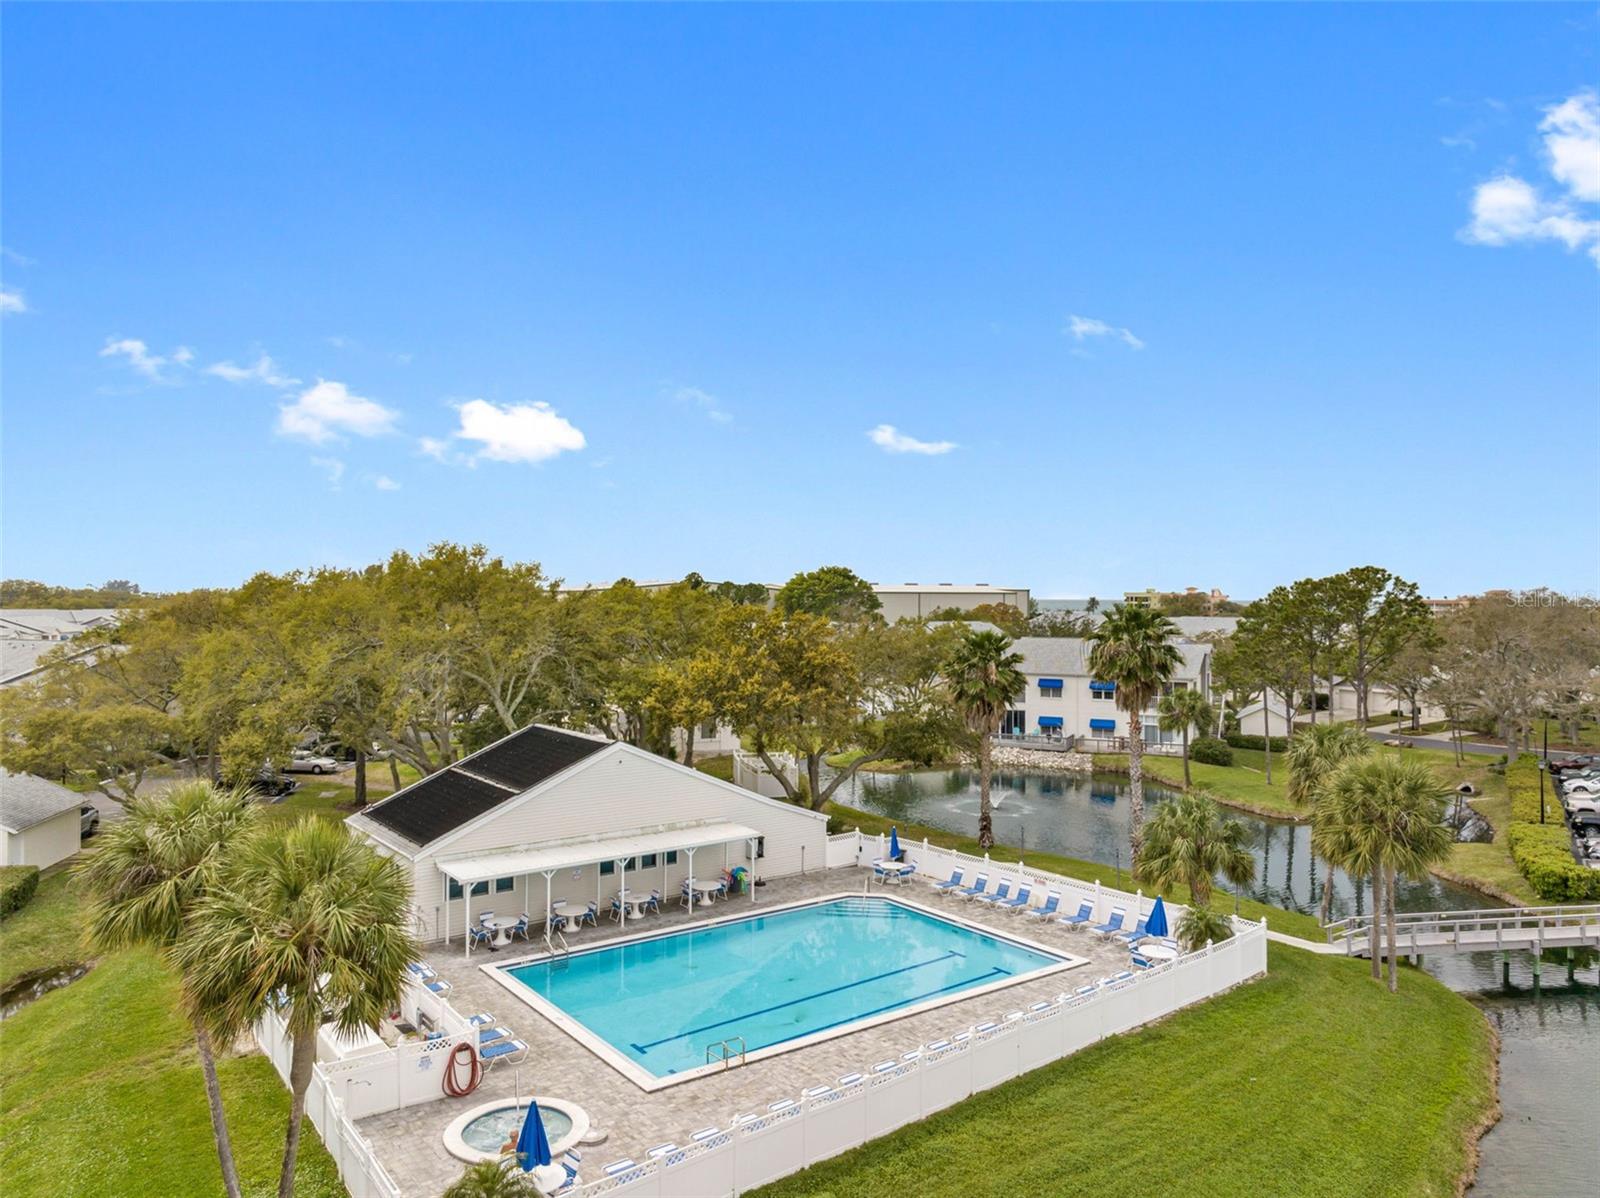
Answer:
545;929;571;970
705;1036;747;1070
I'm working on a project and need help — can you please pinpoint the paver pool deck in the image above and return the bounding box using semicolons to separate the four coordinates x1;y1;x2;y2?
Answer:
357;866;1137;1195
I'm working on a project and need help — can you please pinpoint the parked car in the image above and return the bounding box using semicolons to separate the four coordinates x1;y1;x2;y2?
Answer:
1550;755;1599;773
1560;777;1600;797
1562;792;1600;815
282;750;340;775
235;769;297;799
80;804;100;837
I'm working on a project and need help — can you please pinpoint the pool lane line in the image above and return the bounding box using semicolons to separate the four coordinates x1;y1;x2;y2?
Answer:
635;965;1012;1062
629;949;966;1052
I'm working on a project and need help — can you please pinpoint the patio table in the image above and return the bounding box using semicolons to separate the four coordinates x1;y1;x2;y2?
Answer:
687;879;719;907
487;916;523;948
1139;942;1180;962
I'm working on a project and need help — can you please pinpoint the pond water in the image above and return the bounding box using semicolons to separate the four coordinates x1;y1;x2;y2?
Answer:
835;766;1593;1193
835;768;1490;918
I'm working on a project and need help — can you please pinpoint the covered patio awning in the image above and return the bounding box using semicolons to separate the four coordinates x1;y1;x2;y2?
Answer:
437;820;761;885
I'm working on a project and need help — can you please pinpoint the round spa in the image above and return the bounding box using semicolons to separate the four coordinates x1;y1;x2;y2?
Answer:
443;1096;590;1164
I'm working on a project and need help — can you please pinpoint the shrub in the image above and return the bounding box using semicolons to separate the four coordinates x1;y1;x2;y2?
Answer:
1505;754;1548;824
1176;904;1234;952
1190;737;1234;767
1225;732;1289;753
0;865;41;919
1506;824;1600;902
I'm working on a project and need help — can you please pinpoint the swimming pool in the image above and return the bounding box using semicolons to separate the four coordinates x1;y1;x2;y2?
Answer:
491;895;1078;1087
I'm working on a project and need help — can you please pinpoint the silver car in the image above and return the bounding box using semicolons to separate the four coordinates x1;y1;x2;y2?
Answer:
80;804;100;836
282;751;340;775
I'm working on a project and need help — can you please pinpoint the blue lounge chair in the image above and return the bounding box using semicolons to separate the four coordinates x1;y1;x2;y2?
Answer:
957;873;989;900
932;868;965;895
1056;900;1096;928
478;1038;528;1068
466;1012;495;1027
975;879;1012;906
1025;891;1061;920
602;1159;639;1179
1114;917;1150;945
425;978;452;996
1001;883;1034;912
405;961;436;981
476;1025;512;1045
1089;907;1127;937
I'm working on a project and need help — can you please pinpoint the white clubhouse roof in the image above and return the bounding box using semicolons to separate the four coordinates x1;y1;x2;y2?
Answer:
436;819;761;884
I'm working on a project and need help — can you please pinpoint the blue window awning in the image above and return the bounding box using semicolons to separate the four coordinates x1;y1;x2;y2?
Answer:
1038;716;1064;728
1089;680;1116;693
1038;678;1063;689
1090;718;1116;731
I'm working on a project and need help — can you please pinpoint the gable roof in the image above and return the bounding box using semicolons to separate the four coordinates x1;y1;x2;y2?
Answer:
358;724;609;847
0;769;83;833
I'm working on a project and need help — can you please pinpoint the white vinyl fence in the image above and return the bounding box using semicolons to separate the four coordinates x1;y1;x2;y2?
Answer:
255;1009;404;1198
571;915;1268;1197
732;750;799;800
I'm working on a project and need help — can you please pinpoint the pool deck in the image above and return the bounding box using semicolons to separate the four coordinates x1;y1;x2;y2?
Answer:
358;866;1137;1195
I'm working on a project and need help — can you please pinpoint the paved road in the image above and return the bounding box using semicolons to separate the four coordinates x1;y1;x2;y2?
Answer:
1363;728;1585;761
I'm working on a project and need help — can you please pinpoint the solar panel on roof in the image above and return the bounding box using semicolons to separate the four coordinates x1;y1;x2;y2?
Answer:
465;725;607;791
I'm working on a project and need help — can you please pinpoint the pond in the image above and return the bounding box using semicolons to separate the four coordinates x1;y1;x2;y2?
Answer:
833;767;1493;919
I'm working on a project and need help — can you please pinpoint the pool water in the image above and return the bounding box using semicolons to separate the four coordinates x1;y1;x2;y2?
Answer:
460;1105;574;1154
501;896;1066;1078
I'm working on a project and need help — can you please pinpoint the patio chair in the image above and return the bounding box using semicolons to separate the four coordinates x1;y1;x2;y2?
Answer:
680;880;696;910
871;1059;899;1074
608;896;624;922
1056;900;1096;929
1000;883;1034;912
689;1127;722;1143
1025;891;1061;920
1131;952;1153;970
467;926;493;951
646;1143;678;1160
476;1025;512;1045
645;890;662;914
1113;917;1150;946
477;911;496;927
601;1159;639;1178
425;978;452;997
466;1012;496;1027
510;914;531;942
802;1085;832;1099
575;902;598;929
956;873;989;900
405;961;436;981
478;1038;528;1068
836;1072;865;1087
768;1098;797;1113
974;879;1013;907
1088;907;1127;937
931;867;965;895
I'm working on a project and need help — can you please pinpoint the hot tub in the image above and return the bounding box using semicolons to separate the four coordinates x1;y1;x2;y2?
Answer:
443;1096;590;1164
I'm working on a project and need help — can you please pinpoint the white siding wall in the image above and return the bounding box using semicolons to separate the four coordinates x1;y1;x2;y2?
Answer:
1016;667;1210;743
2;809;80;868
401;747;828;943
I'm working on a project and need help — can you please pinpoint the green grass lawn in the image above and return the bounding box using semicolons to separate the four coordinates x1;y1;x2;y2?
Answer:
751;944;1495;1198
1;857;342;1196
0;949;343;1198
693;754;735;782
1092;751;1303;820
0;868;87;990
823;800;1325;942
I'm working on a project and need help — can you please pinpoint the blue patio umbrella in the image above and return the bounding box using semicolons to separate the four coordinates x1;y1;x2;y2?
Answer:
888;826;901;861
1145;896;1169;938
515;1100;553;1173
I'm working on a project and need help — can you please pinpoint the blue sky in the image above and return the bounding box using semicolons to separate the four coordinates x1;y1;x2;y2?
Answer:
3;4;1597;600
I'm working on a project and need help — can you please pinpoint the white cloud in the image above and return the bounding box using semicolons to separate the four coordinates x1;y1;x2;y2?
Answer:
1463;91;1600;267
418;436;450;461
99;337;190;380
1066;314;1145;350
0;288;25;315
207;354;299;388
372;474;401;491
277;379;398;443
311;457;345;489
867;424;957;456
1541;91;1600;202
450;399;587;464
671;385;732;424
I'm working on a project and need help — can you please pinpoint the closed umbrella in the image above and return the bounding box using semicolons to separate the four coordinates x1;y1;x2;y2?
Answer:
516;1100;553;1173
1146;896;1169;938
889;826;901;862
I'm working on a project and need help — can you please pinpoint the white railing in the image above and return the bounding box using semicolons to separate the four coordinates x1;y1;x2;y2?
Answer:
254;1009;403;1198
571;918;1268;1196
732;750;799;799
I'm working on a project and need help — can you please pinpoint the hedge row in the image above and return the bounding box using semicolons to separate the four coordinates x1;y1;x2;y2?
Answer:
1190;737;1234;766
0;865;41;919
1506;754;1550;824
1506;824;1600;902
1225;733;1290;753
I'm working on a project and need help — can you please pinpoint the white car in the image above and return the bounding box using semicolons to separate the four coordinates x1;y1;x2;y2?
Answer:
1561;778;1600;797
282;751;340;775
80;804;100;836
1563;792;1600;815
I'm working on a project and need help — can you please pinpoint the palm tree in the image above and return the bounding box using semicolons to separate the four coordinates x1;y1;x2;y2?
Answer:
944;629;1026;850
1286;724;1373;923
1175;904;1234;953
443;1160;536;1198
1136;792;1256;908
1155;688;1215;788
75;782;258;1198
1320;756;1452;990
175;817;418;1198
1088;604;1182;862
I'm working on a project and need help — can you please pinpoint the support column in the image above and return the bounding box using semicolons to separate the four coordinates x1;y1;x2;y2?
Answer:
543;870;554;936
465;882;472;960
1531;950;1542;993
749;838;757;903
1501;953;1511;987
442;872;450;946
686;846;697;910
1568;947;1576;984
619;857;628;929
